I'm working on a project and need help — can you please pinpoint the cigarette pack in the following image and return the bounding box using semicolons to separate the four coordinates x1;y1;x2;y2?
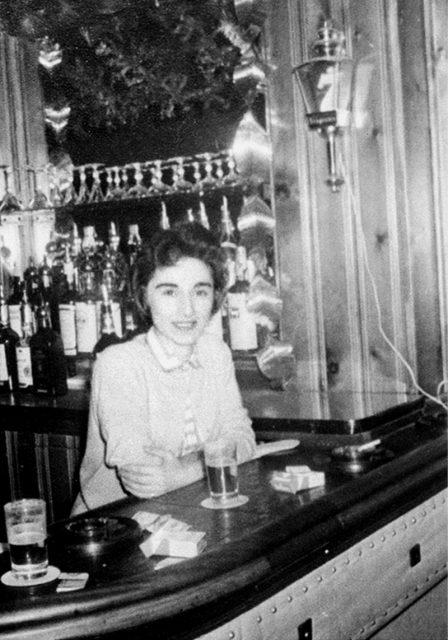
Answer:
155;531;207;558
139;518;175;557
270;467;325;494
285;465;311;474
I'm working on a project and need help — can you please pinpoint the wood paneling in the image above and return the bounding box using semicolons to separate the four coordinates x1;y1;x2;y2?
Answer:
0;429;82;526
266;0;447;418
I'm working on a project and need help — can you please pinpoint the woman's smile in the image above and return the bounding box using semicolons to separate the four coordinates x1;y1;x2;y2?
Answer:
145;257;214;358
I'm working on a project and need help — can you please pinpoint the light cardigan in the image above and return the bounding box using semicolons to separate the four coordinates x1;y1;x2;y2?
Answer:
72;328;256;513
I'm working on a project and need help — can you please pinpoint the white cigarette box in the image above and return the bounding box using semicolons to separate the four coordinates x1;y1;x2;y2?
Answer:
155;531;207;558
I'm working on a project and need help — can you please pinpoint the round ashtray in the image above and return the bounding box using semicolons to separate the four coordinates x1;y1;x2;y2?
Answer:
330;444;394;474
49;516;143;559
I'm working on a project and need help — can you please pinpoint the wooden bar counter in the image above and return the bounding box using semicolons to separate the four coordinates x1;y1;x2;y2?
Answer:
0;410;446;640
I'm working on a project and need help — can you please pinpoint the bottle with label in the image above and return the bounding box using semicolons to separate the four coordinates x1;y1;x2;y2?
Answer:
227;246;258;352
16;291;34;391
30;300;68;396
0;284;19;393
58;272;78;377
98;249;123;338
75;255;98;355
7;277;23;337
93;285;122;357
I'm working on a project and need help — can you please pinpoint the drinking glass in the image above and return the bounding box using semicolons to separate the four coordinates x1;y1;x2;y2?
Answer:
4;499;48;580
204;439;239;503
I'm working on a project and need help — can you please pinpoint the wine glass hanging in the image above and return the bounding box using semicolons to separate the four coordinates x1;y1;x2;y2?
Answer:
65;149;242;207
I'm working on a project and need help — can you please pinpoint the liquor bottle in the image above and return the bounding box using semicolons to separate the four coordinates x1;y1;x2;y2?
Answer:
81;225;97;257
93;285;122;357
227;246;258;352
58;272;78;377
7;277;23;337
98;249;123;337
198;201;210;229
30;299;68;396
24;256;40;312
75;255;98;355
61;243;76;289
218;196;238;344
160;202;170;230
16;290;34;391
125;224;143;269
123;224;142;337
108;221;121;253
71;223;82;263
0;284;19;393
39;253;60;333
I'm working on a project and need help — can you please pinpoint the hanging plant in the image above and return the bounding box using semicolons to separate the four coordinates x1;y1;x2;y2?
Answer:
0;0;252;135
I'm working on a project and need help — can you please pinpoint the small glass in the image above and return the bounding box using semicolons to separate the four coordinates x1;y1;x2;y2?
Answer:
204;439;239;503
4;499;48;580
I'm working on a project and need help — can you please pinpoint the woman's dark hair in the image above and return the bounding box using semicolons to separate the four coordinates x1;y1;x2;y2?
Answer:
133;222;227;328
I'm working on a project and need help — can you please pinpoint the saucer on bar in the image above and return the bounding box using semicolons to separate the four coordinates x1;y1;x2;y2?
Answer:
1;565;60;587
201;495;249;510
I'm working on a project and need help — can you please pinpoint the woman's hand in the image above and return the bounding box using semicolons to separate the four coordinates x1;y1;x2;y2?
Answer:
117;448;204;499
117;448;173;498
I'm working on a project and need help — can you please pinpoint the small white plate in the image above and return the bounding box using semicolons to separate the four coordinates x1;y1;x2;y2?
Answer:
201;495;249;510
1;565;60;587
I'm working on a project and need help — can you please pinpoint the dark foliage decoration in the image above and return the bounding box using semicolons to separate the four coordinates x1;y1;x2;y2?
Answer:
0;0;248;137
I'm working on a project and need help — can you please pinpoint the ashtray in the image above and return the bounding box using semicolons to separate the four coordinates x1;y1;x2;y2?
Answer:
330;440;394;474
49;516;144;560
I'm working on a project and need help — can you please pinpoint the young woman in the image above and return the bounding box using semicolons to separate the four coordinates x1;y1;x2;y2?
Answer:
72;223;256;514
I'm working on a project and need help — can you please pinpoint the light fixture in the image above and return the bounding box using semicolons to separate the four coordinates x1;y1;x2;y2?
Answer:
293;21;354;192
232;110;272;186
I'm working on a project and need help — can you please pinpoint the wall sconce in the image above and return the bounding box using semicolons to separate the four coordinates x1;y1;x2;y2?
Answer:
293;22;354;192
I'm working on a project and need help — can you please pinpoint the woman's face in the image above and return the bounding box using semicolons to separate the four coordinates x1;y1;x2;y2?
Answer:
145;257;214;356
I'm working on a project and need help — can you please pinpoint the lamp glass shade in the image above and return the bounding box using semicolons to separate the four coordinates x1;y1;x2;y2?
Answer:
294;57;354;128
232;110;271;184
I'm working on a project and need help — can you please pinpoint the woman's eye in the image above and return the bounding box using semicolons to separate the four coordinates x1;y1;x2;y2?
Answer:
162;288;176;296
196;288;211;297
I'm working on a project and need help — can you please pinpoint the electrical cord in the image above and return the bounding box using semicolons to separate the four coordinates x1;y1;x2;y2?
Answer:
340;157;448;412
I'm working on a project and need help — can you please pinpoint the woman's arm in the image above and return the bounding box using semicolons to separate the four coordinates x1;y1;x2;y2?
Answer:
118;450;204;498
91;346;157;466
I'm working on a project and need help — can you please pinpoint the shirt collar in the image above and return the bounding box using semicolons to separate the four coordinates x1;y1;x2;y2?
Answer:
146;327;201;372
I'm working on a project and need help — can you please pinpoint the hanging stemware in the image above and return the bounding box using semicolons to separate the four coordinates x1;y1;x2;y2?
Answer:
193;153;216;192
171;157;194;193
87;164;105;203
0;167;23;212
125;162;148;198
147;160;172;196
222;150;240;186
75;166;89;205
